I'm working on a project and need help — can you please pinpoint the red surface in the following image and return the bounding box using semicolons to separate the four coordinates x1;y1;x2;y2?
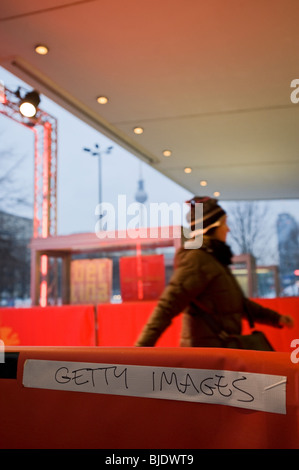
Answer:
119;254;165;301
0;305;96;346
97;300;182;347
97;297;299;351
0;346;298;449
0;297;298;352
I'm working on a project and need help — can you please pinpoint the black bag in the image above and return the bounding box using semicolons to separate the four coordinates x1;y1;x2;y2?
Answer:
219;329;274;351
195;300;275;351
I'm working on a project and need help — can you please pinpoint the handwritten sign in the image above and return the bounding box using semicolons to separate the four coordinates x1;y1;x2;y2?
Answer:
22;360;286;414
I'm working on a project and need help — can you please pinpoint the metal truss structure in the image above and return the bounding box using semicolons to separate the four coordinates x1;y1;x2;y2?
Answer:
0;85;58;306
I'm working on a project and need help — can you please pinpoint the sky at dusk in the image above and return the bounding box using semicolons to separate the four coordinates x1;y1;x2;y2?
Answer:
0;66;192;235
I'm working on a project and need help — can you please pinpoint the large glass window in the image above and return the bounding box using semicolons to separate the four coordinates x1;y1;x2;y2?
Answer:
222;200;299;298
1;66;298;304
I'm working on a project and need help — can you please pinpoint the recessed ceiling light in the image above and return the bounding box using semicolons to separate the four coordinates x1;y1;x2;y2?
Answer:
200;180;207;186
133;127;144;135
214;191;220;197
184;167;192;174
35;44;49;55
162;150;172;157
96;96;108;104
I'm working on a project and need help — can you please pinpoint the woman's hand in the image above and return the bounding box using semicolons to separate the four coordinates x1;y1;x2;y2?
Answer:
279;315;294;328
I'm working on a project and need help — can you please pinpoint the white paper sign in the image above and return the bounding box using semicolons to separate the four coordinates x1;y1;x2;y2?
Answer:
22;359;287;414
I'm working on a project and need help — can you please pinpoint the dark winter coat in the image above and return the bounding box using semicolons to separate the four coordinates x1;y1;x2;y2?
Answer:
135;238;281;347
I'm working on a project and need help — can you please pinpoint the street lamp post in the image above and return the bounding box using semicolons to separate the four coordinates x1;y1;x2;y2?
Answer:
83;143;113;228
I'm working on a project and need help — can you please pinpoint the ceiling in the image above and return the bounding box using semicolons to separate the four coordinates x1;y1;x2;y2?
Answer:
1;0;299;200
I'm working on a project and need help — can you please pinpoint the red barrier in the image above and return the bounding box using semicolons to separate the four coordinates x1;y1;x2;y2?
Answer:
0;305;96;346
97;301;182;347
1;297;298;350
0;346;298;449
97;297;299;351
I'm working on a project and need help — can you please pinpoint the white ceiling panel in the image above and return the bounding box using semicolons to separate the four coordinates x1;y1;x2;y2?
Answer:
1;0;299;200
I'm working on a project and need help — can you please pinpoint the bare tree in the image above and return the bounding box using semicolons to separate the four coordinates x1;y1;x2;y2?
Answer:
225;201;278;265
0;123;33;303
0;123;33;214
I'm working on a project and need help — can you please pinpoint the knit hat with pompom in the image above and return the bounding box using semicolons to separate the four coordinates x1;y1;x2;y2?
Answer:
185;196;226;234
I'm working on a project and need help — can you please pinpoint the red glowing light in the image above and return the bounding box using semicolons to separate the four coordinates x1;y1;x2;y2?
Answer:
41;255;48;275
40;281;48;307
0;81;6;104
136;241;144;300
